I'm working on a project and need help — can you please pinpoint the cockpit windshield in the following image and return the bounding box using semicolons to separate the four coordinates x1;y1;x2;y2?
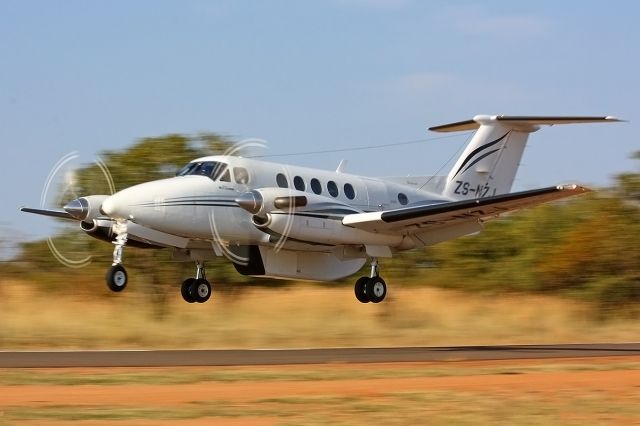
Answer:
176;161;228;181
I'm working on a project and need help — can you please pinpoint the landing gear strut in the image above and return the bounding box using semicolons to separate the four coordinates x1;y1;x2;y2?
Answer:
106;221;128;292
181;261;212;303
354;258;387;304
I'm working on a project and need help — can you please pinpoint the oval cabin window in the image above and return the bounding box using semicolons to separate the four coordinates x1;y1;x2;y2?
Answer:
293;176;305;191
311;178;322;194
327;181;339;197
276;173;288;188
344;183;355;200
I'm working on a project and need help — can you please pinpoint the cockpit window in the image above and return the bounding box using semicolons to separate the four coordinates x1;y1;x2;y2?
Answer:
176;162;198;176
234;167;249;184
176;161;228;181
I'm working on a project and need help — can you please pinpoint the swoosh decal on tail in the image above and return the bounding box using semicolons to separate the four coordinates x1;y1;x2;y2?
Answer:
452;131;510;179
460;148;501;175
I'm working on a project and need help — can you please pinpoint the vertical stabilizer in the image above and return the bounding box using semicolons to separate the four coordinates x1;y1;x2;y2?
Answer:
429;115;620;200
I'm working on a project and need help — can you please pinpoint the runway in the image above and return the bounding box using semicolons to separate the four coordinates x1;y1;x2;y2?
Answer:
1;343;639;368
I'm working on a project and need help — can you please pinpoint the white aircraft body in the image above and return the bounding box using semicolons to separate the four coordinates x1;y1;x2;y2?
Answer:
22;115;620;304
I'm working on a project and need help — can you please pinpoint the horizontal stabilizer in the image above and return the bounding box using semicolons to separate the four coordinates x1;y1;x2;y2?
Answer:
429;115;622;133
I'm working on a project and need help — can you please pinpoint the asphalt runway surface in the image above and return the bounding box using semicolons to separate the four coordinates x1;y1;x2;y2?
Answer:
1;343;639;368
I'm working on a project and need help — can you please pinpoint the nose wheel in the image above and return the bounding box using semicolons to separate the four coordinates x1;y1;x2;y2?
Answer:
354;258;387;303
106;264;128;292
181;261;212;303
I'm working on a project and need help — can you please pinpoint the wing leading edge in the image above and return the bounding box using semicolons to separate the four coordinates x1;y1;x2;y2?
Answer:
342;185;590;233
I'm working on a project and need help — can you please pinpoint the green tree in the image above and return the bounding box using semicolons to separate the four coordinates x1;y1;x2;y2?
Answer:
387;151;640;317
616;150;640;201
15;132;248;317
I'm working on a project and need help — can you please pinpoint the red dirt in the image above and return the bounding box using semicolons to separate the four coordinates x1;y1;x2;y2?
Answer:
2;356;639;425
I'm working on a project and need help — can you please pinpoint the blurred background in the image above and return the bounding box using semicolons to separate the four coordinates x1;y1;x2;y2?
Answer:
1;1;638;349
0;134;637;349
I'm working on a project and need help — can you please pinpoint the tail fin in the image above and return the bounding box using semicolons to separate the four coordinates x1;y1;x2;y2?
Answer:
430;115;621;200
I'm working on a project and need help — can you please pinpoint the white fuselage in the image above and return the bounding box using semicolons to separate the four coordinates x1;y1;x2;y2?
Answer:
101;155;448;250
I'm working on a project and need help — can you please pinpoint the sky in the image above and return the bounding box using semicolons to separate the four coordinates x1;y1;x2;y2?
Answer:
1;0;638;250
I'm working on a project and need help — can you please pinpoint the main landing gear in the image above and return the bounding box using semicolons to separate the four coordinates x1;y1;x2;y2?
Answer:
180;261;212;304
354;258;387;304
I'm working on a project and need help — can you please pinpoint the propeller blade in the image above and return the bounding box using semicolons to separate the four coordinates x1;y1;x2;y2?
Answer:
20;207;76;220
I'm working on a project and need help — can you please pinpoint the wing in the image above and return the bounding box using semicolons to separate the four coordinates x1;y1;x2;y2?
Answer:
342;185;589;233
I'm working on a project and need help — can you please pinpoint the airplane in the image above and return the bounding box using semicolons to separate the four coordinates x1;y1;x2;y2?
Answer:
21;115;621;304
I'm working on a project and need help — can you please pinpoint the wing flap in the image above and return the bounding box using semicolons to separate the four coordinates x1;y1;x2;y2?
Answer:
342;185;590;233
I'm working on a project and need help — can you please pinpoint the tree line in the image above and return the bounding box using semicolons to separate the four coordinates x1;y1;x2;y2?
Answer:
5;133;639;317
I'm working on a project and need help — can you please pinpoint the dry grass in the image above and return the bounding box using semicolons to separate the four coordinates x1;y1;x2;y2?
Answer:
2;361;640;386
1;279;639;349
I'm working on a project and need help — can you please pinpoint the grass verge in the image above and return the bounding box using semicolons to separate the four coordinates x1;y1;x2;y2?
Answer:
2;280;639;350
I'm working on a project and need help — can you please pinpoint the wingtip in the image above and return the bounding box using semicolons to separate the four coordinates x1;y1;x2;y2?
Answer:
556;184;591;193
605;115;627;122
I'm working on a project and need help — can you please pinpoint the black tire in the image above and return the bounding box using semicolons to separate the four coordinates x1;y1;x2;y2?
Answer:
366;276;387;303
354;276;370;303
181;278;196;303
189;279;212;303
106;264;128;292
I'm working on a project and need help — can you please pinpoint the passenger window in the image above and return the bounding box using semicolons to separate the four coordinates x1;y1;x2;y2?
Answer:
276;173;288;188
234;167;249;184
344;183;355;200
219;169;231;182
311;178;322;194
293;176;305;191
398;193;408;205
327;181;339;197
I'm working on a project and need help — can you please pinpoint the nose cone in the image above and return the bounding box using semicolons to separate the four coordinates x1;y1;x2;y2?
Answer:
100;179;175;221
99;196;118;217
100;193;132;220
63;198;89;220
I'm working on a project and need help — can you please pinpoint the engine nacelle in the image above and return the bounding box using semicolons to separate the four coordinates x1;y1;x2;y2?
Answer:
236;188;401;247
235;188;308;219
80;218;114;243
64;195;111;221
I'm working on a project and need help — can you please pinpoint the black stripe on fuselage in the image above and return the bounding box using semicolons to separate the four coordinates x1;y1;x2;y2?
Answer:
135;198;237;207
139;202;239;208
136;202;361;218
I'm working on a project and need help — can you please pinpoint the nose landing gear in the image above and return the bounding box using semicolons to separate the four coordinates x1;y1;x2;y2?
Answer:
106;220;129;292
181;261;212;303
354;258;387;304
